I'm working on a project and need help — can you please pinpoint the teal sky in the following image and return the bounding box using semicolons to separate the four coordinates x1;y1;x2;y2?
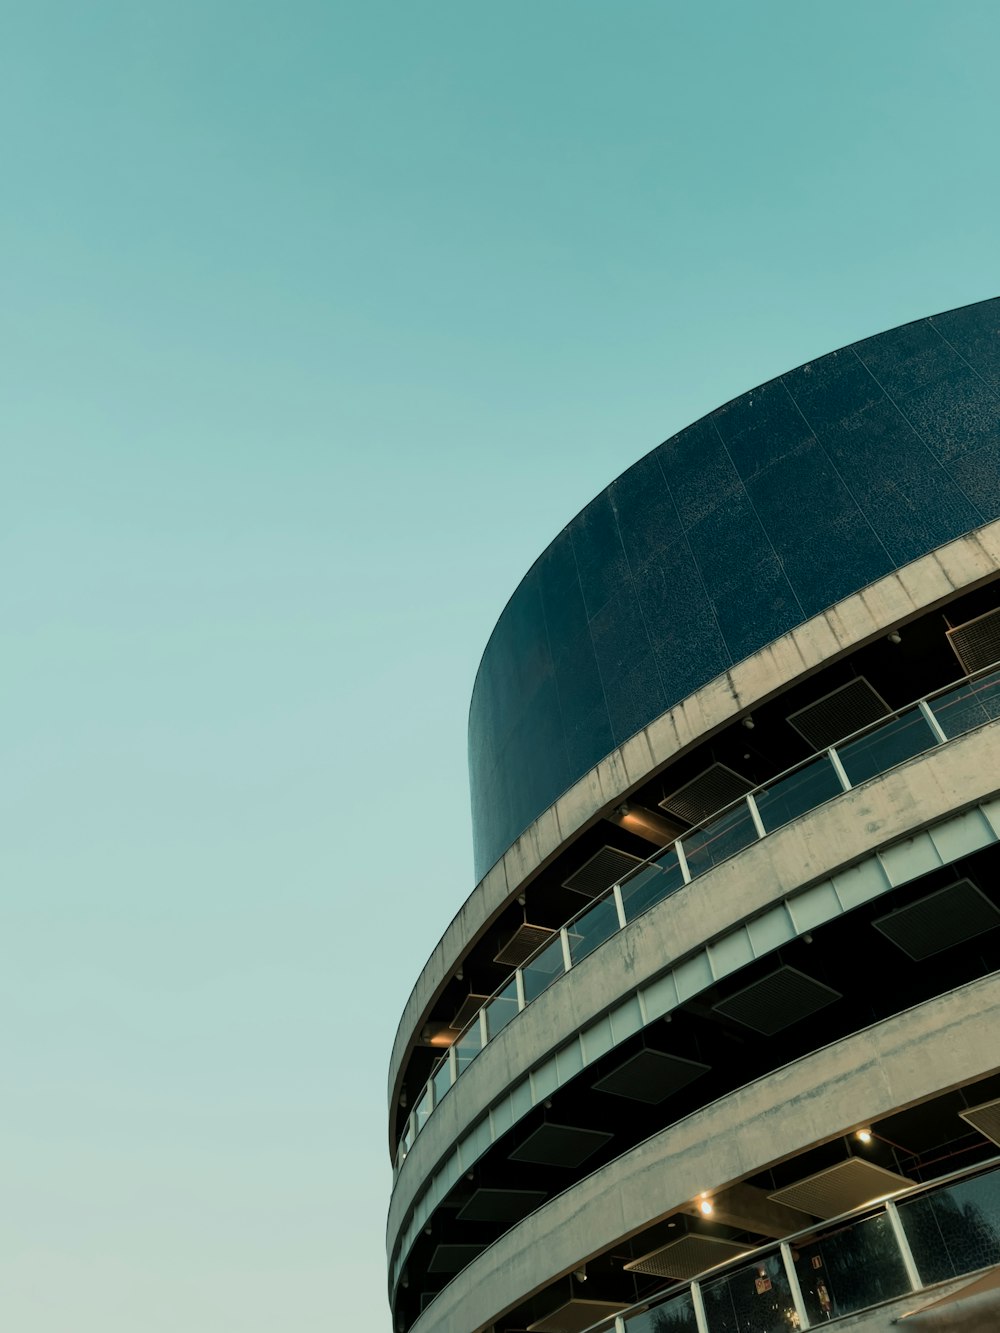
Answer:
2;4;998;1330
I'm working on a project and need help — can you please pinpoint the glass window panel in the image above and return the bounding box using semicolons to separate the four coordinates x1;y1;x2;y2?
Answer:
755;753;844;834
836;707;936;787
567;894;621;965
414;1083;433;1135
403;1117;415;1151
701;1252;795;1333
454;1022;481;1078
682;800;758;879
620;847;687;921
899;1166;1000;1286
929;667;1000;740
793;1210;910;1322
484;976;519;1040
520;934;565;1003
624;1290;699;1333
431;1054;452;1105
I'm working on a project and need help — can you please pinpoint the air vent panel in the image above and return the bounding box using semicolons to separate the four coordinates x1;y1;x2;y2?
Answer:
714;965;841;1036
960;1097;1000;1147
563;845;644;899
457;1187;547;1223
494;923;555;967
787;677;891;751
428;1242;485;1273
769;1158;912;1217
527;1299;628;1333
873;880;1000;961
592;1049;710;1104
660;764;754;825
509;1122;613;1168
948;607;1000;674
625;1234;752;1280
449;994;488;1031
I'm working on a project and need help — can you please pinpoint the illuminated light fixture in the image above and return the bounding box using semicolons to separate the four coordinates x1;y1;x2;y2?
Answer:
856;1129;873;1144
698;1197;714;1216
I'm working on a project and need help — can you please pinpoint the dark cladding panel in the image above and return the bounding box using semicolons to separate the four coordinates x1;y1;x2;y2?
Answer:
802;394;983;567
744;437;895;619
930;300;1000;392
469;297;1000;882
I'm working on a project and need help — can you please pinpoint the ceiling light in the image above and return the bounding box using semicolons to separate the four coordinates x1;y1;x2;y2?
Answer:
856;1129;873;1144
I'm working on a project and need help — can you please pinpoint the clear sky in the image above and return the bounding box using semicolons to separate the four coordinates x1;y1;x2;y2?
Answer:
2;3;998;1330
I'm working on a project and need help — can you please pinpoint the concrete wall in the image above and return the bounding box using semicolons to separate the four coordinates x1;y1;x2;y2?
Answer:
409;973;1000;1333
388;519;1000;1135
387;725;1000;1253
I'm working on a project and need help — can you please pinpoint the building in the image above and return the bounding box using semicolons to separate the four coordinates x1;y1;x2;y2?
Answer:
386;298;1000;1333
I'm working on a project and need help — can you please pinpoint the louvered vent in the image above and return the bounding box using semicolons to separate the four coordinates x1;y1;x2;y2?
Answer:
873;880;1000;961
527;1299;628;1333
713;966;841;1036
449;994;488;1031
625;1234;752;1280
960;1097;1000;1147
509;1122;613;1168
659;764;754;825
948;607;1000;674
787;677;890;750
563;845;644;899
769;1159;912;1218
457;1187;547;1223
592;1049;710;1104
494;923;555;967
428;1242;485;1273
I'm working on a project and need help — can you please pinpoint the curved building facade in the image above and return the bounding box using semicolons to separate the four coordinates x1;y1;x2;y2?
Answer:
387;298;1000;1333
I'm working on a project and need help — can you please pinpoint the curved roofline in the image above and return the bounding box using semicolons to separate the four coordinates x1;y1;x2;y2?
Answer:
469;295;986;746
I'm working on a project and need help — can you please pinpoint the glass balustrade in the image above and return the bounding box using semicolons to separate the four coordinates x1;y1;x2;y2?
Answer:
568;893;622;965
754;752;844;834
584;1162;1000;1333
682;799;759;879
620;846;687;921
701;1251;796;1333
521;933;566;1003
431;1053;452;1106
454;1022;481;1077
836;706;936;787
414;1083;433;1135
929;665;1000;740
395;666;1000;1166
792;1210;910;1322
623;1290;699;1332
898;1164;1000;1285
484;975;520;1039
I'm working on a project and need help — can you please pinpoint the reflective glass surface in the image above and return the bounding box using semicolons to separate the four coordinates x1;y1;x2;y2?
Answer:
454;1023;481;1077
623;1290;699;1332
520;934;565;1003
620;848;687;921
792;1212;910;1322
568;894;621;965
683;800;758;879
701;1253;795;1332
755;753;844;834
899;1168;1000;1286
836;707;937;787
484;976;519;1040
414;1083;433;1135
431;1055;452;1105
930;667;1000;740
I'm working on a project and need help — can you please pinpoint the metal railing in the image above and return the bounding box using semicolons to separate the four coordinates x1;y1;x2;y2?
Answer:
395;662;1000;1172
581;1154;1000;1333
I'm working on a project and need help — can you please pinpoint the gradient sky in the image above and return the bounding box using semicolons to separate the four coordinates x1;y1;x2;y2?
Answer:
2;3;999;1330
